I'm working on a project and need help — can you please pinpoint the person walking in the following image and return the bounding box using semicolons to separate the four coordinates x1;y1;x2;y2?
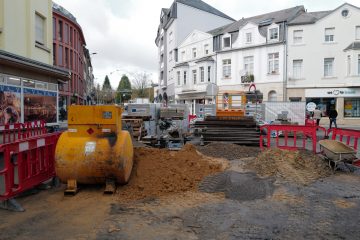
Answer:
329;107;338;129
313;107;322;126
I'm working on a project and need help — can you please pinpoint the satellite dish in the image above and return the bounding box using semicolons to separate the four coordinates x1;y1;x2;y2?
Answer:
206;83;219;96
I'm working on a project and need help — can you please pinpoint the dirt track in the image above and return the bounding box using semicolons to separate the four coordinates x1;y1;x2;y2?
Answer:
1;144;360;240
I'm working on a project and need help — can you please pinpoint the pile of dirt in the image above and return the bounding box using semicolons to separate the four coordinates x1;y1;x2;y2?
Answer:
196;142;260;160
245;148;332;185
117;144;227;201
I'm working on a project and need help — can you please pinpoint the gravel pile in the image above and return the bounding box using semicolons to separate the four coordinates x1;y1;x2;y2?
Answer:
196;142;260;160
245;148;332;185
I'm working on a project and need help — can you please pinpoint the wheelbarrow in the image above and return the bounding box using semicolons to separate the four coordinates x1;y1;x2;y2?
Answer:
319;139;358;171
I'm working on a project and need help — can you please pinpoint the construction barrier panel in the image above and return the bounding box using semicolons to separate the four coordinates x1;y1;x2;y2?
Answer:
327;128;360;151
0;132;60;201
0;121;46;144
260;124;327;153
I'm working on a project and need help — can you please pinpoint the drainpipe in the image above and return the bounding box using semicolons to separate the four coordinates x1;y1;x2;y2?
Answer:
283;23;288;102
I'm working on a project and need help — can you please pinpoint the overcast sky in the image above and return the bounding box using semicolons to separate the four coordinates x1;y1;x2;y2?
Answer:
55;0;358;88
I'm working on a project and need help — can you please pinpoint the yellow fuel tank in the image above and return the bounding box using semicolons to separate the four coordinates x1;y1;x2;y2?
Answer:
55;105;133;185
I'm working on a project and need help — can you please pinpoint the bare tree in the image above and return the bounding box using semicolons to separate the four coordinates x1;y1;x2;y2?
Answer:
131;71;152;98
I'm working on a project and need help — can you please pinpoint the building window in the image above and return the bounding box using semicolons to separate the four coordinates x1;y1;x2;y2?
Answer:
204;44;209;55
223;37;231;48
70;50;73;70
200;67;204;82
358;54;360;75
192;48;197;58
52;17;56;40
53;43;56;64
177;71;181;85
183;71;187;85
246;33;252;43
244;56;254;75
347;55;351;76
64;24;69;44
35;13;45;45
223;59;231;78
181;51;186;61
208;66;211;82
65;48;69;68
58;20;63;41
356;26;360;40
293;59;303;79
344;98;360;118
268;53;279;74
160;71;164;80
58;45;63;66
325;28;334;42
192;70;197;84
269;27;278;40
70;27;73;45
268;90;277;102
169;51;173;61
324;58;334;77
169;31;173;44
293;30;303;44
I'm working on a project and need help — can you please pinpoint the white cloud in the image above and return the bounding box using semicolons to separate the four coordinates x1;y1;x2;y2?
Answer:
55;0;359;88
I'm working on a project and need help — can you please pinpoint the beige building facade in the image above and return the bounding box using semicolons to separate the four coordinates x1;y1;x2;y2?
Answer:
0;0;69;124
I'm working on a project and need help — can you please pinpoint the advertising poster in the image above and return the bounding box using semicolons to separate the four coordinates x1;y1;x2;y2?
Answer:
24;88;57;123
0;85;21;124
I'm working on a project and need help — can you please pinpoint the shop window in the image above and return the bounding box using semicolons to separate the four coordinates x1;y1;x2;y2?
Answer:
6;77;21;86
344;98;360;117
306;98;336;117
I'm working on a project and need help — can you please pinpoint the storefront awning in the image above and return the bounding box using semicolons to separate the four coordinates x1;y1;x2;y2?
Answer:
0;50;70;81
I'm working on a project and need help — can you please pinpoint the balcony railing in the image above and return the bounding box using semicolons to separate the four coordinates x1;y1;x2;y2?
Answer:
241;74;254;84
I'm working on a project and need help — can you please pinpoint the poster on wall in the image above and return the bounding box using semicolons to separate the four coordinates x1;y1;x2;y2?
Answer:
0;85;21;124
23;88;57;123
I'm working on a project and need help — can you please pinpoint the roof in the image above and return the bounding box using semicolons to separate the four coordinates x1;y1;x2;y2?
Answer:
288;11;331;25
212;5;305;35
289;3;360;26
195;56;214;63
52;2;77;22
174;62;190;68
207;23;233;35
344;41;360;51
176;0;235;21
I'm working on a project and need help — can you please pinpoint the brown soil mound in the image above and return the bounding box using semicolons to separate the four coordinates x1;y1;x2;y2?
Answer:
117;144;227;201
245;148;332;185
197;142;260;160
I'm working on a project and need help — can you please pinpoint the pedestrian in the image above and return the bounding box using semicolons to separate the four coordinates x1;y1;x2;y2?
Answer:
313;107;322;126
329;107;338;129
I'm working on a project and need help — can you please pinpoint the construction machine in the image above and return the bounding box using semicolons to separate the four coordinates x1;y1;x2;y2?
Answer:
55;105;134;194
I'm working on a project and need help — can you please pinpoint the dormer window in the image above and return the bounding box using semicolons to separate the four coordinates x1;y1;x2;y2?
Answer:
246;33;252;43
223;37;231;48
269;27;278;40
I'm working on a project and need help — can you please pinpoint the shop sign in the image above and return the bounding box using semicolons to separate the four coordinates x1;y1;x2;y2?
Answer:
305;88;360;98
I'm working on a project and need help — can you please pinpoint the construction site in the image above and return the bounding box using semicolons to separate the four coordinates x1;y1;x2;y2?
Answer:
1;88;360;240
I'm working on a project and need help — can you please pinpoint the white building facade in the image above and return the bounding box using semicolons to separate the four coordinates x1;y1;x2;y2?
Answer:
213;6;304;102
174;30;216;114
155;0;234;103
287;3;360;125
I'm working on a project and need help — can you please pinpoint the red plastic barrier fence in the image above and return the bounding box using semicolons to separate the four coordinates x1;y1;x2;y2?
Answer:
327;128;360;150
0;121;46;144
0;132;61;201
188;114;197;123
260;124;327;153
